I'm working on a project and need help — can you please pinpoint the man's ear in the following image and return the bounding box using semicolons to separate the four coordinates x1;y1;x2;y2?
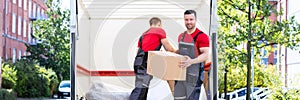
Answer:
158;22;162;27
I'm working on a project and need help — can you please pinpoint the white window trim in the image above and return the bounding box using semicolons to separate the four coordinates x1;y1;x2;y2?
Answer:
13;0;16;4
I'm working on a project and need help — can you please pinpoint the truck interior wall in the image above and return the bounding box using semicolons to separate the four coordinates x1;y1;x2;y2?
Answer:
75;0;216;99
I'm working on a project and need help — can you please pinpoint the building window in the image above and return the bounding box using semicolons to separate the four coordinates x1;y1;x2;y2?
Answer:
41;9;44;19
5;53;8;60
37;7;40;19
24;0;27;10
24;52;26;56
28;23;31;43
29;0;32;17
5;1;8;14
18;16;22;35
13;48;16;63
19;50;22;60
262;49;267;57
12;13;16;33
13;0;16;4
33;3;37;18
18;0;22;7
23;20;27;37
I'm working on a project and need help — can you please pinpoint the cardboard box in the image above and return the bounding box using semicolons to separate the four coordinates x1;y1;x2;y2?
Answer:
147;51;186;80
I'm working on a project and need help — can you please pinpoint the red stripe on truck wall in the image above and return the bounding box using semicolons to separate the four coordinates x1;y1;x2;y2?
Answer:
76;64;135;76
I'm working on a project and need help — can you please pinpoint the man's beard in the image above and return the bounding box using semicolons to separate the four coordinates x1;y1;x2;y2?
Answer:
186;24;195;30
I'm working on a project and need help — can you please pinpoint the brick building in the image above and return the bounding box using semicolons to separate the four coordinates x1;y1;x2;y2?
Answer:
260;0;288;65
1;0;47;63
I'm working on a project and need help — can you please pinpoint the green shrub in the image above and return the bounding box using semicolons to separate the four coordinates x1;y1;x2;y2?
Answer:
270;88;300;100
1;63;17;89
218;64;277;93
10;59;58;98
268;74;300;99
0;89;16;100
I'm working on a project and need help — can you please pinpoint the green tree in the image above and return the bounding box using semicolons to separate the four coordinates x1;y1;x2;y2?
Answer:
217;0;300;97
26;0;70;81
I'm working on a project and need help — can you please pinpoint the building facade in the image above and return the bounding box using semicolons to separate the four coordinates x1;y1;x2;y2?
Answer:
1;0;47;63
259;0;287;66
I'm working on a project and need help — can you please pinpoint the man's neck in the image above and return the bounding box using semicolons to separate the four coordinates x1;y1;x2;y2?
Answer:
187;28;196;34
151;25;161;28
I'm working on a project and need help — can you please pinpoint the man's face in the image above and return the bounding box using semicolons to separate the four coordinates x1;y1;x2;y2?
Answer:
184;14;196;30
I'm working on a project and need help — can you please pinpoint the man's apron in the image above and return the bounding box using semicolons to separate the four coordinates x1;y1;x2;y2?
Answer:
129;34;162;100
174;32;204;100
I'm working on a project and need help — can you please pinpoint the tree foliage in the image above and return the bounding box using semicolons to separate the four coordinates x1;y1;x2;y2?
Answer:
25;0;70;81
8;59;58;98
217;0;300;94
1;64;17;89
218;64;280;93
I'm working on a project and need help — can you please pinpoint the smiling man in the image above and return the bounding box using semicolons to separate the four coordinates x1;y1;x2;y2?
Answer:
174;10;210;100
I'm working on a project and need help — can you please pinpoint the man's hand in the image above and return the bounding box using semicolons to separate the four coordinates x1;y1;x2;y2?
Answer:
179;56;193;68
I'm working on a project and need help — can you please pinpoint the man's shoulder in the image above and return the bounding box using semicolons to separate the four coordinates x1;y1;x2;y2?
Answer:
195;29;209;38
195;28;206;34
149;27;165;32
198;32;209;37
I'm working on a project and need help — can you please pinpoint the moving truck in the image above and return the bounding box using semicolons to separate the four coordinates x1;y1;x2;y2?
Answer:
70;0;218;99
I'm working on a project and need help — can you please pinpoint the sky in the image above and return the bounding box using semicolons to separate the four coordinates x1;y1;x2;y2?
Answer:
61;0;70;10
289;0;300;25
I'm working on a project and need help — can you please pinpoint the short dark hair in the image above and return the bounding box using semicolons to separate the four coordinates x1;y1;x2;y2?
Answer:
184;10;197;18
149;17;161;26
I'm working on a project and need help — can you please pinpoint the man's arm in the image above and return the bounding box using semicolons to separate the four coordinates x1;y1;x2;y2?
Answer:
192;47;209;63
179;47;209;68
161;38;177;52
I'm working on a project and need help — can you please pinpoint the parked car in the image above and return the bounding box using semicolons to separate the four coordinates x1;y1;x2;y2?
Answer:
58;80;71;98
